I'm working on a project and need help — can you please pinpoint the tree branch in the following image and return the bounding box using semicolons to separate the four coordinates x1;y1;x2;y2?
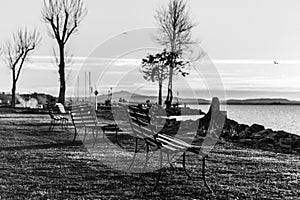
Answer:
63;22;77;44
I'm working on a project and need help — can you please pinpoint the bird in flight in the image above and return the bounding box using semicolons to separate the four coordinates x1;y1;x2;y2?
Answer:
274;61;279;65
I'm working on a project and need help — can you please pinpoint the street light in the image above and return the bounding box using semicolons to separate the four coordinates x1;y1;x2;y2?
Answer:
94;90;98;110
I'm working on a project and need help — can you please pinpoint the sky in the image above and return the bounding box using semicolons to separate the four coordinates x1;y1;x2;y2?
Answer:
0;0;300;100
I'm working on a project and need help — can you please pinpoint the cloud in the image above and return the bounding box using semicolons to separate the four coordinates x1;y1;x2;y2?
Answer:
212;59;300;65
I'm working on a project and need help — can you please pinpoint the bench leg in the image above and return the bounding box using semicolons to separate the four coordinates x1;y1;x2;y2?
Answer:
115;130;124;148
52;120;57;131
143;143;150;172
102;129;109;145
92;129;97;147
128;137;138;170
72;127;77;144
167;151;175;170
152;149;163;191
82;128;88;142
65;119;69;129
49;120;54;131
182;152;193;180
60;120;64;129
62;119;68;130
202;156;214;194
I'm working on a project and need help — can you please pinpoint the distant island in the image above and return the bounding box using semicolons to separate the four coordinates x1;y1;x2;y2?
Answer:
94;91;300;105
1;90;300;108
225;98;300;105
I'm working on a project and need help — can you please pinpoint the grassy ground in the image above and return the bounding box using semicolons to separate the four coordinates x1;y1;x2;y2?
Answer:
0;113;299;199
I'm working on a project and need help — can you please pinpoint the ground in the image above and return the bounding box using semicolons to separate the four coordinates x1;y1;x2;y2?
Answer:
0;113;299;199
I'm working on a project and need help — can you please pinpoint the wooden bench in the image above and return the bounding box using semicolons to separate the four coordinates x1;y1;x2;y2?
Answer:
126;97;227;193
48;107;69;131
70;103;119;144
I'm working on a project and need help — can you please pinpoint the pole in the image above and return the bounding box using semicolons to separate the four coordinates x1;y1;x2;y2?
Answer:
77;76;79;101
84;71;87;101
89;71;92;102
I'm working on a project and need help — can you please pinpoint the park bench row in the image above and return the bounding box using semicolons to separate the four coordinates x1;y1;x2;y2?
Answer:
64;97;226;193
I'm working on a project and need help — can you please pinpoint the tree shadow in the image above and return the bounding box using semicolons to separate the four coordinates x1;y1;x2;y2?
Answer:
0;140;83;152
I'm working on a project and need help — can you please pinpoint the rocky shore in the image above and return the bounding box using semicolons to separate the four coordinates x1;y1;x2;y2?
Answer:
97;106;300;154
222;118;300;154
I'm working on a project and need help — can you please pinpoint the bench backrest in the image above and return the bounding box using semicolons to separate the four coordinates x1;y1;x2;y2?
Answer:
56;103;67;114
127;97;227;141
127;105;157;140
71;104;98;129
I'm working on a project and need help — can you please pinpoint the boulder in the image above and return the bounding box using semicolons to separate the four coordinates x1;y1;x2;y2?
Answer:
227;119;239;127
249;123;265;133
236;124;250;133
238;127;250;139
220;129;230;139
292;139;300;150
277;138;293;149
259;137;275;144
273;131;289;141
238;138;254;145
251;129;274;139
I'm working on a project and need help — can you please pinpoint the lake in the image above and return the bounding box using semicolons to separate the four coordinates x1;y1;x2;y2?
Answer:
188;104;300;136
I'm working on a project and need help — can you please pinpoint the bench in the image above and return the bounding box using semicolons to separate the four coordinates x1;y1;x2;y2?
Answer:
70;103;120;144
48;106;69;131
126;97;227;193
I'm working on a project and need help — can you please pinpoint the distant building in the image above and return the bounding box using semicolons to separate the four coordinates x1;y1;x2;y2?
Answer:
0;92;11;106
0;92;56;108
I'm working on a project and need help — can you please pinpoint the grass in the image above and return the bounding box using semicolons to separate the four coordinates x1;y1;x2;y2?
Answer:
0;113;299;199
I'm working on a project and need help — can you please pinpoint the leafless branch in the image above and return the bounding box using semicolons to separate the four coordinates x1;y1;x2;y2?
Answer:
2;28;41;81
42;0;87;104
42;0;87;45
1;28;41;107
154;0;195;52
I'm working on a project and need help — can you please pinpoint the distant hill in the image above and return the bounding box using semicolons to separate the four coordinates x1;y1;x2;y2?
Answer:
225;98;300;105
76;91;300;105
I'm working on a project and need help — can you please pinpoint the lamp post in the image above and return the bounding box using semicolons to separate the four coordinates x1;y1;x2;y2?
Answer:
94;90;98;110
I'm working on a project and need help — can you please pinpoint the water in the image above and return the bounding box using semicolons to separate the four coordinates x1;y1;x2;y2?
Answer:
188;104;300;135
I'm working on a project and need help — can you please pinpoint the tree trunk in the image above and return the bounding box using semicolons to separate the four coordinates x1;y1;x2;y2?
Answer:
58;44;66;105
158;82;162;105
165;66;173;108
11;79;16;107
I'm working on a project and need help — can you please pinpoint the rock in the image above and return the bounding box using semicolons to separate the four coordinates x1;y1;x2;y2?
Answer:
239;138;254;145
220;129;230;139
238;127;250;139
249;123;265;133
277;138;293;149
237;124;249;132
251;129;273;139
227;119;239;127
273;131;289;141
259;137;275;144
292;139;300;150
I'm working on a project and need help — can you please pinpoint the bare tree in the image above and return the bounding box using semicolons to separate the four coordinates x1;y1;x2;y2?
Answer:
155;0;195;108
1;29;41;107
42;0;87;105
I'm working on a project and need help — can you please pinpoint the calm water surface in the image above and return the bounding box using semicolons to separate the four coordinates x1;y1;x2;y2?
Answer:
189;104;300;136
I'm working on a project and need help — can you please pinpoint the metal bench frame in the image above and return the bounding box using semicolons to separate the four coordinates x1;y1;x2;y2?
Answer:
126;97;226;193
48;108;69;131
70;103;119;144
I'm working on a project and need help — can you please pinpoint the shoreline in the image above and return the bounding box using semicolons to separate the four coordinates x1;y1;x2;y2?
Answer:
1;106;299;154
224;118;300;154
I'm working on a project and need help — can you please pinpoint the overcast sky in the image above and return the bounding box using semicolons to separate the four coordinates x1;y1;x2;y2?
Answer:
0;0;300;100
